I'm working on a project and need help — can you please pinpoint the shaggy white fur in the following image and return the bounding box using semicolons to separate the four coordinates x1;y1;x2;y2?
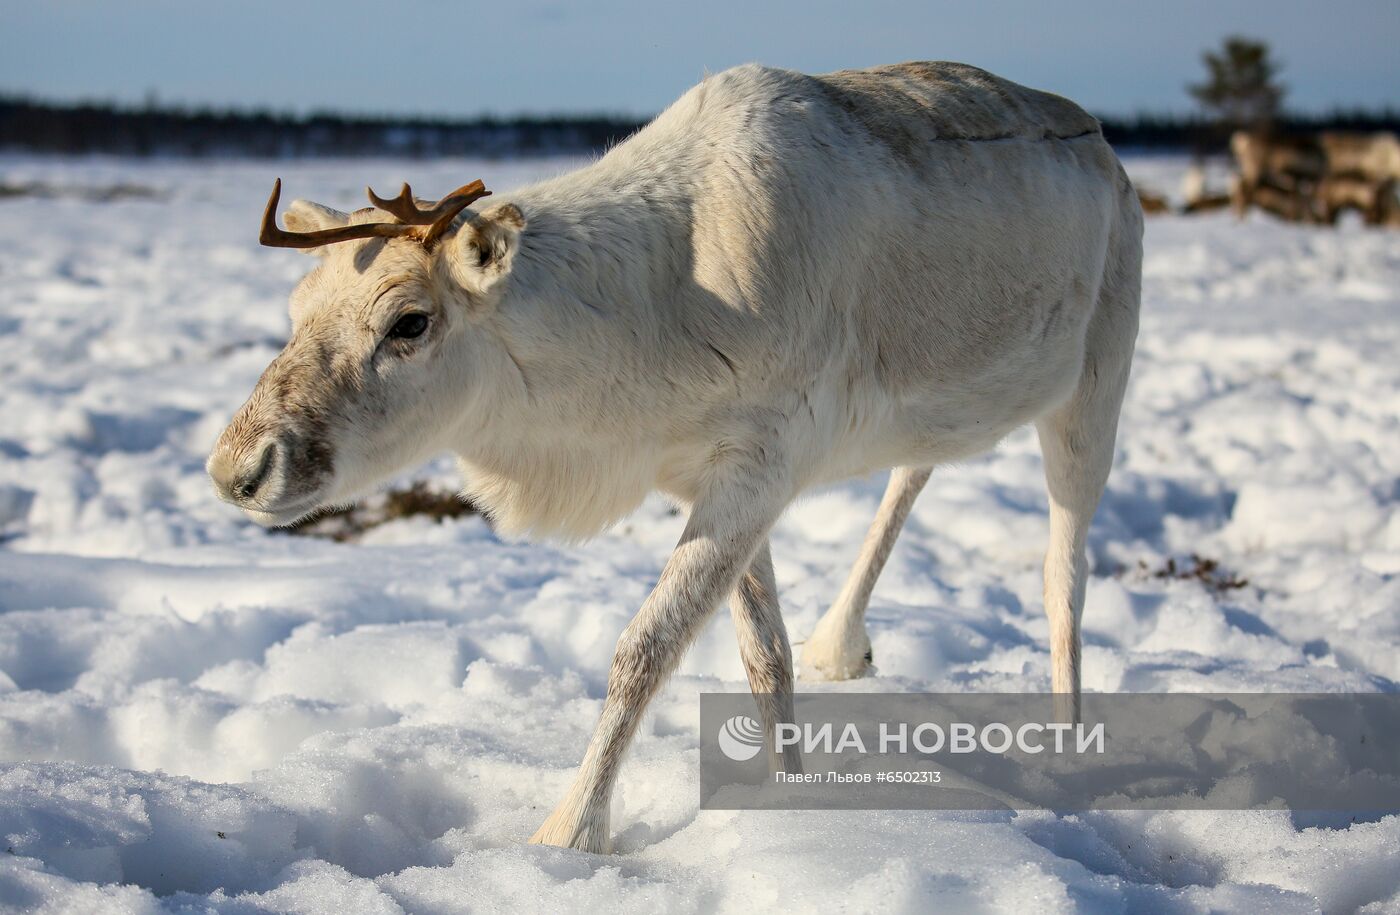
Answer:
208;60;1142;853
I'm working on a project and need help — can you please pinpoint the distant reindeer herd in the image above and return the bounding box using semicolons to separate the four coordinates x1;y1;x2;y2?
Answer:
1139;131;1400;227
1231;131;1400;226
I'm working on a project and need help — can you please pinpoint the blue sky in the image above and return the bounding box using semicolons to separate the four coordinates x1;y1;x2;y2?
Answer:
2;1;1395;118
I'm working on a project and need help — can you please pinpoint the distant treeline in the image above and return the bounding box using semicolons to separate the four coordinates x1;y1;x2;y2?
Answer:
3;94;1399;158
0;96;644;158
1098;110;1400;153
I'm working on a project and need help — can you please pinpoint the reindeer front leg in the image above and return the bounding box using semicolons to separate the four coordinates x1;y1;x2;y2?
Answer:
530;449;789;853
730;542;802;774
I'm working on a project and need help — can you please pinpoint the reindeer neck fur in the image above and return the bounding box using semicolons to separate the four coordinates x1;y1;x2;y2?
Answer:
448;150;705;542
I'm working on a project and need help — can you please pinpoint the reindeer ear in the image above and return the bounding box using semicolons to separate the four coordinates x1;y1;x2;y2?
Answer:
451;203;526;295
282;200;351;255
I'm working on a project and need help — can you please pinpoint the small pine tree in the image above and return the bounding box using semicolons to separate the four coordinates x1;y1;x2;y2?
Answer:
1188;36;1286;132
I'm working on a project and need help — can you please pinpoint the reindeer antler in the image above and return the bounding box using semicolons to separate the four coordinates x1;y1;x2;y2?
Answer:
259;178;491;250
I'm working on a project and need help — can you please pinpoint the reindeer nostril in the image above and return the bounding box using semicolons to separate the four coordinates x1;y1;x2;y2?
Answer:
233;442;277;502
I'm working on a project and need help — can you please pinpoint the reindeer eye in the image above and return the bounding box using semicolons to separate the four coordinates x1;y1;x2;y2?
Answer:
388;313;429;340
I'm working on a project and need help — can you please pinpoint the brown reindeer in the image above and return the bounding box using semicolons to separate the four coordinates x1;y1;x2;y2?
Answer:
1229;131;1325;222
1231;130;1400;226
1317;133;1400;225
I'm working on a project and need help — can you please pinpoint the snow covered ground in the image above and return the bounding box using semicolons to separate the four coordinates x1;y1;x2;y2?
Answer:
1;152;1398;913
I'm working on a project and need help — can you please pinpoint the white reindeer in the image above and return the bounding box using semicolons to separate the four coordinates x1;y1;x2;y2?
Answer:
208;61;1142;854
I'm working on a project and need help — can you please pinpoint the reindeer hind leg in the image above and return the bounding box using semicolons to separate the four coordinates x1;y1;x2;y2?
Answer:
801;466;931;681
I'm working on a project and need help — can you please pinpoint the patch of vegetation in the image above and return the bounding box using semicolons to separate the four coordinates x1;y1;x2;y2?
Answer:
285;482;478;542
1124;554;1250;593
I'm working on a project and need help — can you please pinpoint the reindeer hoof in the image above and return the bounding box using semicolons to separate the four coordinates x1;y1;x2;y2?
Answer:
528;806;613;854
800;625;874;681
